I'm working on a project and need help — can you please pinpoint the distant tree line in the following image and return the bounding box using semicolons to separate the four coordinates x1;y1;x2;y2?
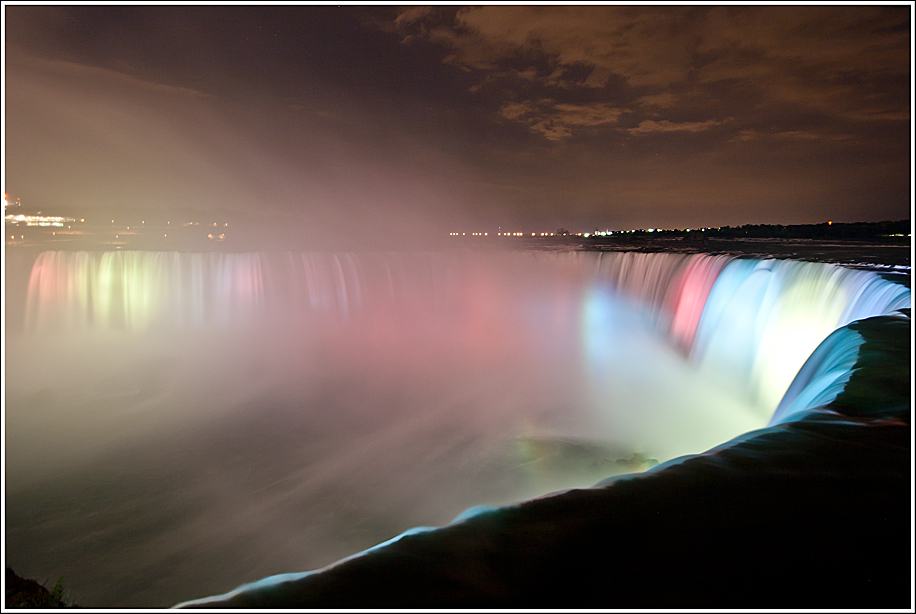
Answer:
701;220;910;239
601;220;910;241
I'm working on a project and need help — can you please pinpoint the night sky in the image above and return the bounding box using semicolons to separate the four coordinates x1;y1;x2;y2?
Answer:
4;5;912;242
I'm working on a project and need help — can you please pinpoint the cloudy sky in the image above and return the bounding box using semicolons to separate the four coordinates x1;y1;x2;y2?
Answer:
3;5;912;240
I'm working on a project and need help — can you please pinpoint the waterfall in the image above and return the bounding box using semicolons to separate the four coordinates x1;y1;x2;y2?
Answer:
690;258;909;412
7;248;910;608
18;249;910;421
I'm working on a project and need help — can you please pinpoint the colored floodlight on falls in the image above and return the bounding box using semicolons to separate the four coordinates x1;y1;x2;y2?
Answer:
24;251;274;331
692;258;910;413
570;251;910;420
667;255;731;352
768;325;864;426
20;250;910;421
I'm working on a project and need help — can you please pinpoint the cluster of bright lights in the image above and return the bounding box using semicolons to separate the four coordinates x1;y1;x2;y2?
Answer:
5;214;76;227
452;228;715;237
3;192;22;211
4;189;237;246
579;227;711;237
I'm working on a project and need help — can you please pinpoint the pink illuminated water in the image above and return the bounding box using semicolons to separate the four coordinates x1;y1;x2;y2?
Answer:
4;249;908;607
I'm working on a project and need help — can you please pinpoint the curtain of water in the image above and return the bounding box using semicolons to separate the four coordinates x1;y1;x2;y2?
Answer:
19;250;911;418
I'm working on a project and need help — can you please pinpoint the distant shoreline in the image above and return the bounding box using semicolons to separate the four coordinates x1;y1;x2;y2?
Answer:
4;206;910;253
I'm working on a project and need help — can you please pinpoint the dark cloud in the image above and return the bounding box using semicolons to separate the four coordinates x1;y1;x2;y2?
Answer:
393;6;910;138
3;5;911;236
500;100;629;141
627;119;731;136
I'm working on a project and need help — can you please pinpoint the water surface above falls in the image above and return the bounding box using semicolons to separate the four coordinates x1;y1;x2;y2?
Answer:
3;248;910;607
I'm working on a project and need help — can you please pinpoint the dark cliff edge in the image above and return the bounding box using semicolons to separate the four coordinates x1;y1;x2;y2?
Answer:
176;311;912;609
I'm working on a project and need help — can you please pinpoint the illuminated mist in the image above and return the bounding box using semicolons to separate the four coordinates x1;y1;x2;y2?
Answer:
3;249;910;606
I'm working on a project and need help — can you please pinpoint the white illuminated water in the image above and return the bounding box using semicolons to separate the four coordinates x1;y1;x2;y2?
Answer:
3;249;909;607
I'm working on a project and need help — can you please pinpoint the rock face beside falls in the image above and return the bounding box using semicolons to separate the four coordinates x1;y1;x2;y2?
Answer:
177;312;912;609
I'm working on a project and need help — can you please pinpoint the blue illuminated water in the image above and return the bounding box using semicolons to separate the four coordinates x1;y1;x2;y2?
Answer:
4;249;909;607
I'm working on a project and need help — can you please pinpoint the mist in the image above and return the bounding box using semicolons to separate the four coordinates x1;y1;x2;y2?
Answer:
4;248;765;606
8;245;908;607
3;43;483;247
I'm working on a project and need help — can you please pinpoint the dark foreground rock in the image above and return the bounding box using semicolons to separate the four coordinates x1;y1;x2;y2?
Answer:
5;568;75;608
177;312;912;609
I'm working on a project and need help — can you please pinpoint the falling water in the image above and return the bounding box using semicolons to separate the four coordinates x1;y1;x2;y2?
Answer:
4;249;909;607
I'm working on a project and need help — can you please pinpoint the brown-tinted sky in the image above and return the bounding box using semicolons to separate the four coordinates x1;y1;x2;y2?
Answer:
3;5;912;240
